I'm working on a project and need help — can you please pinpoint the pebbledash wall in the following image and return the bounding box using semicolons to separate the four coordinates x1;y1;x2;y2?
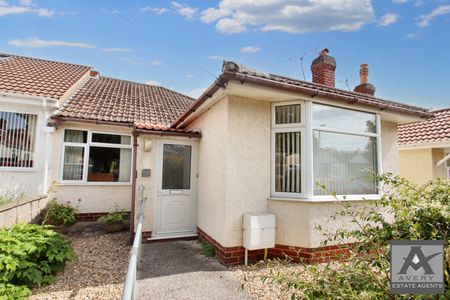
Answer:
187;92;401;265
399;147;447;185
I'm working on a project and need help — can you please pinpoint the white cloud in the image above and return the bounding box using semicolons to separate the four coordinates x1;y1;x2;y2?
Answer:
171;1;197;20
418;5;450;27
0;0;54;17
140;7;168;14
8;37;95;48
102;47;131;52
207;55;225;60
200;0;374;34
146;80;161;86
240;46;260;53
186;87;207;98
406;33;417;38
378;13;399;26
120;57;162;67
19;0;33;6
186;74;194;78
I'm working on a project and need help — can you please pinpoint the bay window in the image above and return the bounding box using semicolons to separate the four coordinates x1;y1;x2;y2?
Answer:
61;129;132;183
272;102;380;199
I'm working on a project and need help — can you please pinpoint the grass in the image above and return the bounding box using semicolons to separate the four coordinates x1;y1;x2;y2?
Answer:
201;242;215;257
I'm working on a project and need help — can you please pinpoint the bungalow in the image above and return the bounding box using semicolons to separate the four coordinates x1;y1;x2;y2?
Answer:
398;108;450;184
0;51;432;265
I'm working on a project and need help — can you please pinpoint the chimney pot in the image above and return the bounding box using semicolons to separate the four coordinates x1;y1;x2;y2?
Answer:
311;48;336;87
354;63;375;96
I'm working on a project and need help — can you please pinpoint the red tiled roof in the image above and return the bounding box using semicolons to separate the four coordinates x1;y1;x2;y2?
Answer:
56;77;197;130
0;53;90;100
398;108;450;145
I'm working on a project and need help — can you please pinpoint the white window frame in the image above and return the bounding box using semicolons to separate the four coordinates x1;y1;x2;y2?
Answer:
270;101;382;201
60;129;133;185
271;102;306;198
0;110;38;171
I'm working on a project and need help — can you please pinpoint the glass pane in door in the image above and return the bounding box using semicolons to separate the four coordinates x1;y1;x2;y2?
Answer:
162;144;191;189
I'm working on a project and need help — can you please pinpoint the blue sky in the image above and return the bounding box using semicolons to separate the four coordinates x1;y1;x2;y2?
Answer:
1;0;449;109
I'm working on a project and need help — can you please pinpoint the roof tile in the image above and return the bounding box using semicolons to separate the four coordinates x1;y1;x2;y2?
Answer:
398;109;450;145
0;54;90;99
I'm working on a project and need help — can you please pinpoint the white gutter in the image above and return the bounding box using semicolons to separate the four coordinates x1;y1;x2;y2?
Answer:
1;91;60;108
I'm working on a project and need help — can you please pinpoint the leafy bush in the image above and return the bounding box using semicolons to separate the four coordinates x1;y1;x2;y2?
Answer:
0;224;75;299
43;199;78;227
98;211;126;224
264;174;449;299
0;283;31;300
201;242;215;257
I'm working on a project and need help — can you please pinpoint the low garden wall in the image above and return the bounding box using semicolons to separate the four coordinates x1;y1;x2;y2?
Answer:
0;195;49;227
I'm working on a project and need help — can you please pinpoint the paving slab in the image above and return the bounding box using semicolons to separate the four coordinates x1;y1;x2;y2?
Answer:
136;240;250;300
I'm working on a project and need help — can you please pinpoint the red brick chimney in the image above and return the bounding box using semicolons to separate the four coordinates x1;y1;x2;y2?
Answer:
311;48;336;87
353;64;375;96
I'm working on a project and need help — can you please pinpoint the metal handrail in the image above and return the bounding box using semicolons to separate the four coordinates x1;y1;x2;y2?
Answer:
122;186;147;300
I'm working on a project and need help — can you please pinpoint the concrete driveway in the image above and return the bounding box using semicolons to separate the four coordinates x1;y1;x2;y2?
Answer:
136;240;251;300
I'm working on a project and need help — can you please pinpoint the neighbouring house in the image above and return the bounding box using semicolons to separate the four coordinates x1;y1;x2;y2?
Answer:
0;51;433;265
0;53;91;197
398;108;450;184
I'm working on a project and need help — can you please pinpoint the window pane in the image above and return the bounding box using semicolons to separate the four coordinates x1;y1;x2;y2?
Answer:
0;111;37;168
313;131;377;195
63;146;84;180
64;130;87;143
87;147;131;182
162;144;191;189
275;132;301;193
312;104;376;133
92;133;131;145
275;104;301;124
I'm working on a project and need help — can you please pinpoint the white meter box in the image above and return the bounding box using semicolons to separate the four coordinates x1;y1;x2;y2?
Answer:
243;213;275;250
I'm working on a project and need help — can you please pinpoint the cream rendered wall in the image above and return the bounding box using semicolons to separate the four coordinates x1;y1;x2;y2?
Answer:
0;95;56;198
222;96;271;246
188;93;402;249
187;98;228;244
50;122;133;213
399;148;434;185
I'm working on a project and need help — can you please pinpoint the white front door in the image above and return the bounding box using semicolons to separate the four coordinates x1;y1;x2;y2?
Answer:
153;141;196;238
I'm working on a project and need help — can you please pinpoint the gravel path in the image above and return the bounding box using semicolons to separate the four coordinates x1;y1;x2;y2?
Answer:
136;240;251;300
30;232;131;300
231;260;311;300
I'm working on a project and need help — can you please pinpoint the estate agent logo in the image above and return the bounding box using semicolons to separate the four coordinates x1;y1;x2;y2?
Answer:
390;240;445;294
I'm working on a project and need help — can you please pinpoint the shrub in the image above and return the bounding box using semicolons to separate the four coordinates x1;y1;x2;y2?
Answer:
0;224;75;298
98;211;126;224
43;199;78;227
201;242;215;257
0;283;31;300
263;174;449;299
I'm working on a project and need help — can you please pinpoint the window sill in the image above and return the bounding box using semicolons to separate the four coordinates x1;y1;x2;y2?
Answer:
0;167;37;172
56;182;132;187
268;194;381;203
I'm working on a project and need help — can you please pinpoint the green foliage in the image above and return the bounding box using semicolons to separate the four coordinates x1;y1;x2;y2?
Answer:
0;223;75;293
98;211;126;224
0;283;31;300
266;174;450;299
201;242;215;257
43;199;78;227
